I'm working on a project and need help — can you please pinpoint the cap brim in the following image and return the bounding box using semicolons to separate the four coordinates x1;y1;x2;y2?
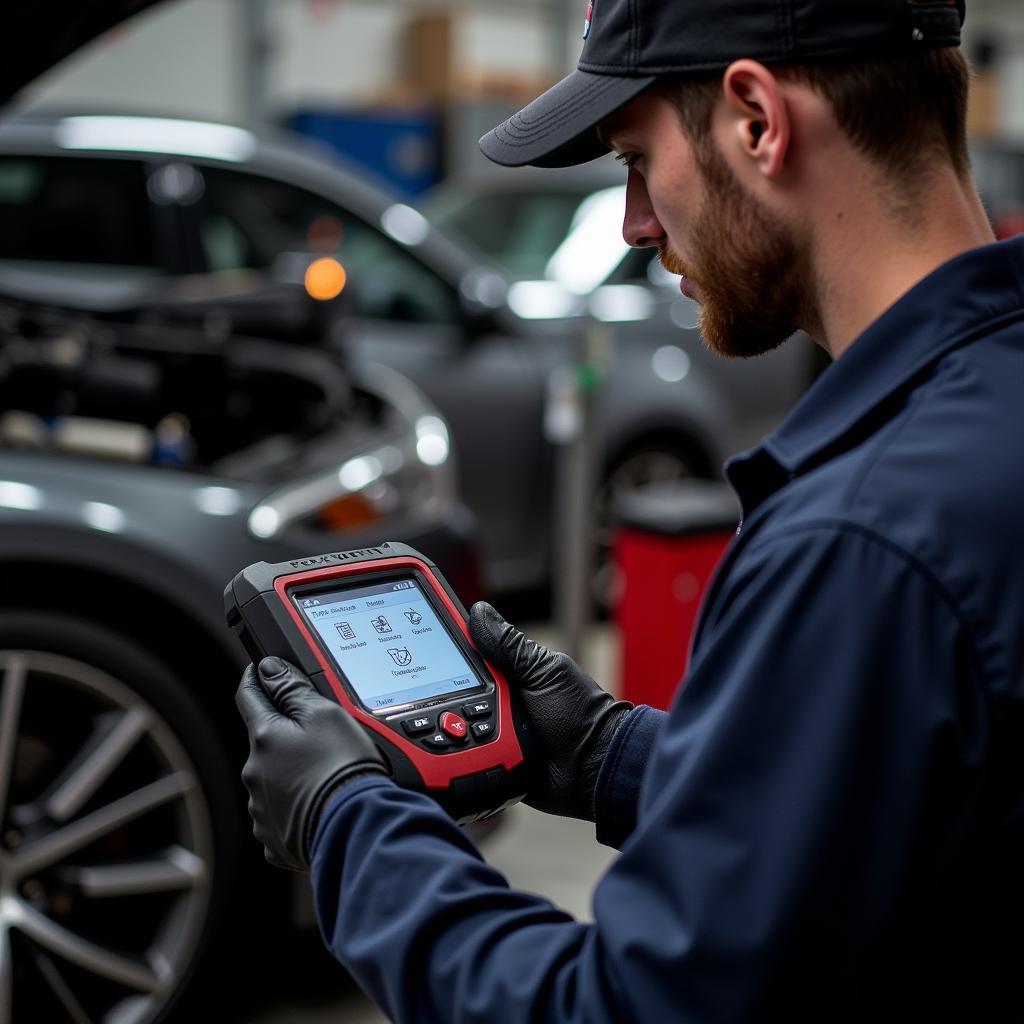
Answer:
479;69;656;169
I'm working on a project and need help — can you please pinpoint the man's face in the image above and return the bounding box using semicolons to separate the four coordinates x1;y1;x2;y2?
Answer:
604;90;808;358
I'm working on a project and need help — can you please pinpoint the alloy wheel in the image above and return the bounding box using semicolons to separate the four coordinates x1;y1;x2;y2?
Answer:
0;650;215;1023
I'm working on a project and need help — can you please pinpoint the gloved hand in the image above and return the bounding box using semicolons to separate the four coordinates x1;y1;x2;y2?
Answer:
235;656;387;871
469;602;633;821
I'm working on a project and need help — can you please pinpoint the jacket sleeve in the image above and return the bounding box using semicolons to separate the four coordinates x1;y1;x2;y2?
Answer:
310;524;984;1023
593;704;666;849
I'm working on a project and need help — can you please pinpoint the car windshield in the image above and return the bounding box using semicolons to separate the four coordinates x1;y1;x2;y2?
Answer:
428;185;630;289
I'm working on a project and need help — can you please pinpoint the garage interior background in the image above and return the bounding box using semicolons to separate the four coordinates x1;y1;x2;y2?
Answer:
13;0;1024;197
5;5;1023;1023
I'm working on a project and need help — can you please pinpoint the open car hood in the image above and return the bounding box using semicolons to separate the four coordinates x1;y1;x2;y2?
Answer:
3;1;165;104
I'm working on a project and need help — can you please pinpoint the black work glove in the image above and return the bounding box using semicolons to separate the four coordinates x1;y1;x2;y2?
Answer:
235;656;387;871
469;602;633;821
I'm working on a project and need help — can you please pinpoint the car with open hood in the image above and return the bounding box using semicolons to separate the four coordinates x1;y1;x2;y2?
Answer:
0;110;814;601
0;5;483;1021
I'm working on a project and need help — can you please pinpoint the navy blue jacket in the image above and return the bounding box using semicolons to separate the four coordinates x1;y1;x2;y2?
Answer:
311;237;1024;1022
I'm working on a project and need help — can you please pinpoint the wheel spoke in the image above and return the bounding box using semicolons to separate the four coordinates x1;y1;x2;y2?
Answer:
11;772;195;877
44;708;151;824
0;647;216;1022
30;948;92;1024
105;995;161;1024
13;899;160;993
0;655;28;821
0;923;11;1024
58;846;207;898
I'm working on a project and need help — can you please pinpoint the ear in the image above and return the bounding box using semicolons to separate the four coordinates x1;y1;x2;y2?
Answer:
721;59;791;179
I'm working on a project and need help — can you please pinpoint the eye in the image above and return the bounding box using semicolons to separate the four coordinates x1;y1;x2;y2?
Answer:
615;152;641;171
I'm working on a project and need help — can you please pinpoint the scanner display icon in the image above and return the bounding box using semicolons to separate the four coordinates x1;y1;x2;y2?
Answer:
387;647;413;667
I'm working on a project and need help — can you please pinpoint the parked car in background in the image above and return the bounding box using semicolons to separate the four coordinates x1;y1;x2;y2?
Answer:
972;142;1024;239
0;269;480;1023
0;115;816;597
425;160;818;581
0;3;804;1021
424;158;630;290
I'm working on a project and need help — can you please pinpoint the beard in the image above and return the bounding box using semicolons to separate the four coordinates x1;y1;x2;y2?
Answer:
660;143;812;359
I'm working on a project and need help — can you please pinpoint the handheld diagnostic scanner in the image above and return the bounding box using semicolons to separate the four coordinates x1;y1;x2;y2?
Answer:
225;542;531;822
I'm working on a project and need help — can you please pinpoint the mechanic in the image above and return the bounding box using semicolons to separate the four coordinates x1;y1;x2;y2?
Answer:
235;0;1024;1019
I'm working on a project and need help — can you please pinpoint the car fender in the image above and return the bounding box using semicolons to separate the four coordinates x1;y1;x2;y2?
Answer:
597;360;731;474
597;332;804;473
0;520;243;668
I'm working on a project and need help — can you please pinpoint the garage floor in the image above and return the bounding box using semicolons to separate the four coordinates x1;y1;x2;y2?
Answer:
235;623;622;1024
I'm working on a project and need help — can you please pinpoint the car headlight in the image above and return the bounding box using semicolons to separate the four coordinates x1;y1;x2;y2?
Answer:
247;367;455;540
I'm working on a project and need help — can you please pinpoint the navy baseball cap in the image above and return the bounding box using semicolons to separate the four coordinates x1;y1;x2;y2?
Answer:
480;0;965;168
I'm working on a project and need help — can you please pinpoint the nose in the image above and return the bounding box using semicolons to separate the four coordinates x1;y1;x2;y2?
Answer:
622;167;666;249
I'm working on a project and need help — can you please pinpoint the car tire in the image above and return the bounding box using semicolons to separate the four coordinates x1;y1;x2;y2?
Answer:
594;442;705;608
0;611;243;1024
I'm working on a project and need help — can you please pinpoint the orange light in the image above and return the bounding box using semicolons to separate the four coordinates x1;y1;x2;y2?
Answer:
314;493;380;530
304;257;347;301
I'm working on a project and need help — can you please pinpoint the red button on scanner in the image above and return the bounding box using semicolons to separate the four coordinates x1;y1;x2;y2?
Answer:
439;711;468;741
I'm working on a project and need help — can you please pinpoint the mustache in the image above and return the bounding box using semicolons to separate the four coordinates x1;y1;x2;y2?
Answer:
658;245;691;279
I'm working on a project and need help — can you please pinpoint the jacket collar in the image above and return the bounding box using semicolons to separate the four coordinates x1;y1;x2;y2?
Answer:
726;236;1024;517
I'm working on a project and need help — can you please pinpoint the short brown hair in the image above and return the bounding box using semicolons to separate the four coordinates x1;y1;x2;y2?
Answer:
659;46;972;182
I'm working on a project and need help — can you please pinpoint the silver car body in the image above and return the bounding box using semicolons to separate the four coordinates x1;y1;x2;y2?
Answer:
0;115;815;593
